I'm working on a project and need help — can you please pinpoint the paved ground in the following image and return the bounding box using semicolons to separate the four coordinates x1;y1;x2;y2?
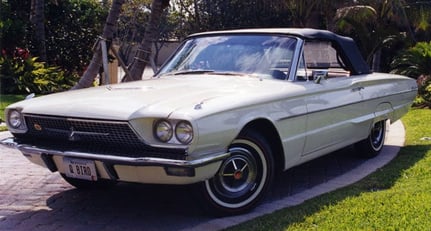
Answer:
0;121;405;231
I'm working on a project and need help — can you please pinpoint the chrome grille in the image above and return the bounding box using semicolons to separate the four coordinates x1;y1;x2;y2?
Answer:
21;114;187;160
26;115;143;147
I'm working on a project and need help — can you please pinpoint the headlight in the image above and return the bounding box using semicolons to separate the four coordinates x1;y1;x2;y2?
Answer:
154;120;173;142
7;110;26;130
153;119;194;144
175;121;193;144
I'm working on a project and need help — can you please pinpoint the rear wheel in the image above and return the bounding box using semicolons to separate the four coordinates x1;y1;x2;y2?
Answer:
355;120;386;158
199;130;274;216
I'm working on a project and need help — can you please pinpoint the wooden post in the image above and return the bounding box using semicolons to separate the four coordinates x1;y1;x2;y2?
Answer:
100;38;110;85
109;58;118;84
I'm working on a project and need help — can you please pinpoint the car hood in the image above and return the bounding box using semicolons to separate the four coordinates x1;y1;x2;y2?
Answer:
11;74;305;121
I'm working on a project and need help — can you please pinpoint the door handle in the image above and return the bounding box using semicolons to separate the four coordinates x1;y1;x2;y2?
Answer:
351;86;364;92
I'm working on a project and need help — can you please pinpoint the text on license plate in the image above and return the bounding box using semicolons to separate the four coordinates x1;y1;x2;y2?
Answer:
63;157;97;181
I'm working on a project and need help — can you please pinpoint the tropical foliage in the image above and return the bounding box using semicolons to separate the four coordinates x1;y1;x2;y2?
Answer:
0;48;77;94
391;41;431;107
333;1;412;71
0;0;107;94
1;0;431;92
44;0;108;75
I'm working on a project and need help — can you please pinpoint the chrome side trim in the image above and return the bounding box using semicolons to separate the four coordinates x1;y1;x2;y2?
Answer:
276;89;416;122
0;137;229;168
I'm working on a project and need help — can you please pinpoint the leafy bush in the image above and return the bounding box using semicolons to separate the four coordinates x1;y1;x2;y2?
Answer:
0;1;30;53
44;0;108;75
391;41;431;107
1;0;108;77
0;48;78;94
414;75;431;108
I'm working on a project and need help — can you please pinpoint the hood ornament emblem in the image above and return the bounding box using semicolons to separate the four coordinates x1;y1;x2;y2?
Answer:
194;101;204;110
34;123;43;131
68;126;79;141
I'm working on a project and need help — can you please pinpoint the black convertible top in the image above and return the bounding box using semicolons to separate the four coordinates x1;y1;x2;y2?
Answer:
189;28;371;75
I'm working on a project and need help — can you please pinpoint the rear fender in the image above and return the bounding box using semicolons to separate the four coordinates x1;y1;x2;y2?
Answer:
374;102;393;124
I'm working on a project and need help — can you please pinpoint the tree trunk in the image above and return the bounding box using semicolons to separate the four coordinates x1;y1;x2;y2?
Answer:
126;0;169;81
30;0;46;62
72;0;125;90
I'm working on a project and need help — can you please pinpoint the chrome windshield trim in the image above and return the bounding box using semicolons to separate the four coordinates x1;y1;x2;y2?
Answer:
0;137;229;168
288;38;304;81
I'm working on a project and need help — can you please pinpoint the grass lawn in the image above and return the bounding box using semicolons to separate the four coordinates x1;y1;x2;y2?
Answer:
228;108;431;230
0;94;26;131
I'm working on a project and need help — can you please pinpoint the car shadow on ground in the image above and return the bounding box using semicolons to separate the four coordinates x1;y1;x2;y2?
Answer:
270;146;366;199
2;144;425;231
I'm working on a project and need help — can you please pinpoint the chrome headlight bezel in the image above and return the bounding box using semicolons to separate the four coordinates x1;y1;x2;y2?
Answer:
153;119;194;145
175;121;193;144
154;119;173;142
6;109;28;133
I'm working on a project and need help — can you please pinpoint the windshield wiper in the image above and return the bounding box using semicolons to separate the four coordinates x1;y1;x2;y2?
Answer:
172;70;215;75
209;71;249;76
162;70;249;77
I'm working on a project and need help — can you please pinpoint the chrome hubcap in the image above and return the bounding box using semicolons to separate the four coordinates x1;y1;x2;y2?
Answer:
217;149;257;194
204;138;269;209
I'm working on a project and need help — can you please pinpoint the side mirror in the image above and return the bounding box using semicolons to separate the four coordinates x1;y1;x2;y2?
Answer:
312;70;328;84
25;93;35;100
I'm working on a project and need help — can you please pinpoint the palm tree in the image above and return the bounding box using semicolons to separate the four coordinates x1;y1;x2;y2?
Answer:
403;0;431;41
30;0;46;62
73;0;169;88
126;0;170;81
285;0;321;28
72;0;126;89
285;0;353;29
334;0;412;71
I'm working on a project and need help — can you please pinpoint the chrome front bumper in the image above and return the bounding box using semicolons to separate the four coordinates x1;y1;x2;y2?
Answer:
1;137;228;185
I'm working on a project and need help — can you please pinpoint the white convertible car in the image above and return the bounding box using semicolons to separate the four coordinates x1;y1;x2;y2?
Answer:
1;28;417;215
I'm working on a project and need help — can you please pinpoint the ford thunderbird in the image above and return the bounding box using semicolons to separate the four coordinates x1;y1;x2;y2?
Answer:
1;28;417;215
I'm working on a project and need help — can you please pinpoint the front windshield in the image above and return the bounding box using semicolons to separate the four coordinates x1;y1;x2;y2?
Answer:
157;34;298;79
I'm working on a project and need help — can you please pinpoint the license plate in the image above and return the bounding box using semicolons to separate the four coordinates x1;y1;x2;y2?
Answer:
63;157;97;181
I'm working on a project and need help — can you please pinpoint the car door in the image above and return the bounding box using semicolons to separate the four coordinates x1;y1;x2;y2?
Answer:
300;77;365;157
298;41;366;158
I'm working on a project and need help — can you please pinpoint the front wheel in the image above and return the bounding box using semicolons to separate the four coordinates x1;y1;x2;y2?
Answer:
199;130;274;216
355;120;386;158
